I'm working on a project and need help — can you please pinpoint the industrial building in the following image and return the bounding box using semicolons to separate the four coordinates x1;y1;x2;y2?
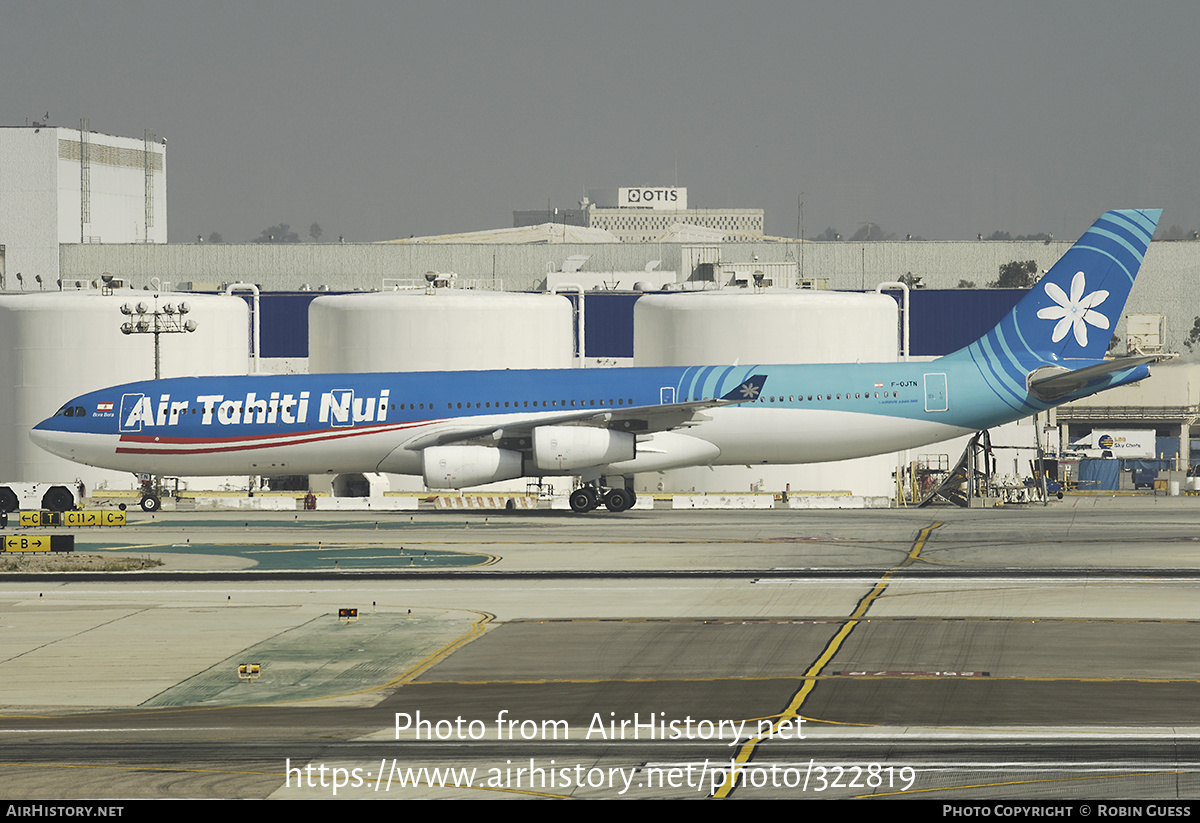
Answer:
0;122;166;289
514;186;765;242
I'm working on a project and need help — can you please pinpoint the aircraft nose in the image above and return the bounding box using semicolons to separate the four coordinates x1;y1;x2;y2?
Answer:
30;421;52;447
29;420;70;459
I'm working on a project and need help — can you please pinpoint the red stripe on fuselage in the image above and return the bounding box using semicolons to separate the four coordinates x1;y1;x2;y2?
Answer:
114;419;440;455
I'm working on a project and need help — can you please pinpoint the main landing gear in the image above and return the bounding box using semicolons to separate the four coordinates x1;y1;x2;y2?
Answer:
568;482;637;514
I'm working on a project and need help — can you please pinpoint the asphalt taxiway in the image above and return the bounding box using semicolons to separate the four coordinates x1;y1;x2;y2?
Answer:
4;497;1200;799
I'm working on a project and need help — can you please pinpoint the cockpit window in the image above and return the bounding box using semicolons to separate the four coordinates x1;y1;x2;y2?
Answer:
54;405;88;418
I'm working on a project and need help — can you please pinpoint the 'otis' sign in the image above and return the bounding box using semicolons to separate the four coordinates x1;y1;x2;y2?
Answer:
618;187;687;210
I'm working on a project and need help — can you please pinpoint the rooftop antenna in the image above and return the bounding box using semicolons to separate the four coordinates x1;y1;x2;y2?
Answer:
80;118;90;242
144;129;155;242
798;193;805;279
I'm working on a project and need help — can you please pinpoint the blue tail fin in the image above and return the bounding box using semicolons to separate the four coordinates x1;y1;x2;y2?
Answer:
959;209;1161;372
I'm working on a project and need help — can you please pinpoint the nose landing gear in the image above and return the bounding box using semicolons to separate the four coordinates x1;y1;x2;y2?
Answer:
136;474;164;512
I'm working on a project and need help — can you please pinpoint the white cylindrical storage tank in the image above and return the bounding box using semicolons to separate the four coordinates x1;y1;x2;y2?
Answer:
307;289;573;493
308;290;574;374
634;289;899;366
632;289;901;500
0;291;251;490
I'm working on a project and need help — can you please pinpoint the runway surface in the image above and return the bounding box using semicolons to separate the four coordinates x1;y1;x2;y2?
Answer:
3;497;1200;799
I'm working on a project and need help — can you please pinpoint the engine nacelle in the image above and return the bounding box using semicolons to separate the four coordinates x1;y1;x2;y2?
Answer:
532;426;635;472
421;446;524;489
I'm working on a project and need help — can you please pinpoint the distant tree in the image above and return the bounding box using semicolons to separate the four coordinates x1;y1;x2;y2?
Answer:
897;272;925;288
255;224;300;243
985;231;1012;241
1185;317;1200;352
1014;232;1053;242
1157;224;1189;240
990;260;1039;288
309;223;323;242
957;279;976;288
814;227;841;241
849;223;897;242
207;231;223;244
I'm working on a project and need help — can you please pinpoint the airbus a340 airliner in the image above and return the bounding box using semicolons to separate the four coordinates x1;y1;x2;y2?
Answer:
32;209;1161;513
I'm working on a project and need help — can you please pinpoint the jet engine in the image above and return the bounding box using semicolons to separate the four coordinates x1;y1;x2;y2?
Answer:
532;426;635;472
421;446;524;489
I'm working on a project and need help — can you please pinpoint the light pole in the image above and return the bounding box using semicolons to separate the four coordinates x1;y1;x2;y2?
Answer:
119;298;197;379
119;297;198;510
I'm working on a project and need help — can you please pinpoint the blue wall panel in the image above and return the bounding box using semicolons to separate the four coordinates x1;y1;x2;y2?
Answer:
892;289;1026;357
257;293;317;358
582;293;638;358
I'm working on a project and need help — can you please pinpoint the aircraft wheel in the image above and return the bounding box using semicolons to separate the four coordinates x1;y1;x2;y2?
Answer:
0;487;18;513
140;495;161;513
604;488;633;513
569;488;596;513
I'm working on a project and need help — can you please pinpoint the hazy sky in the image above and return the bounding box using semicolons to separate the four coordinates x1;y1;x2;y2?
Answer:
3;1;1196;243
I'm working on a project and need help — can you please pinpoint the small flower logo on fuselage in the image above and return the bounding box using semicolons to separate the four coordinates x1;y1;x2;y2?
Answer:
1036;271;1109;347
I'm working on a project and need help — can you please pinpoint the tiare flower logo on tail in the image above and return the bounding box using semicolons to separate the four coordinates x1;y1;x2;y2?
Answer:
1037;271;1109;347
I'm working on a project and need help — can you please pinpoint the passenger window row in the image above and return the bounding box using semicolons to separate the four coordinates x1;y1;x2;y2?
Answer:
758;392;896;402
442;398;634;410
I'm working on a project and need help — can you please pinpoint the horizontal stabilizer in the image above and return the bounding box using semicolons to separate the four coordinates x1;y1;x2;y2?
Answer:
1026;356;1154;402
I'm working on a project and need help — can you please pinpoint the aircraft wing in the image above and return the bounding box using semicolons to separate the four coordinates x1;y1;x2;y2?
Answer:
400;373;768;451
1026;356;1155;402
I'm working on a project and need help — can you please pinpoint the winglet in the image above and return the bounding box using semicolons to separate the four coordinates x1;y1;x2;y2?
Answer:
721;374;767;403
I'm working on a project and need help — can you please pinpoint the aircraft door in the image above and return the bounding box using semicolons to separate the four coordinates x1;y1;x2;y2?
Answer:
660;387;675;404
119;393;145;432
327;389;354;427
924;373;948;412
